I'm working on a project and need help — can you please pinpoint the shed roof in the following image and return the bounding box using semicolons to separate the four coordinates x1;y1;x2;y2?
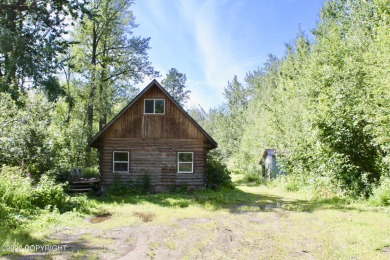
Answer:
88;79;217;148
261;148;277;159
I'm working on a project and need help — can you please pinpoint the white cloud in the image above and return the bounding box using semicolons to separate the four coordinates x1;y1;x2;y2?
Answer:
134;0;261;110
176;0;256;109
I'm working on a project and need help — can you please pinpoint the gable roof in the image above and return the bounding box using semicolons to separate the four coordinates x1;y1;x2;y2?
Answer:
89;79;217;148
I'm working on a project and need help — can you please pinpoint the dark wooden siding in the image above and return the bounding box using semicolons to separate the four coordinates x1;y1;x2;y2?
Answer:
100;138;207;191
93;83;215;192
101;85;205;140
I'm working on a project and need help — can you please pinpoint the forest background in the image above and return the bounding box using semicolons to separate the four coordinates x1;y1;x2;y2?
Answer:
0;0;389;206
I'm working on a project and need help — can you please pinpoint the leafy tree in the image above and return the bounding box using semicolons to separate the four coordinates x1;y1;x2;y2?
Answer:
305;0;386;196
0;0;86;100
213;0;389;197
235;55;280;175
223;75;249;112
71;0;159;151
219;76;250;169
188;105;208;124
0;92;55;178
206;150;234;190
161;68;190;106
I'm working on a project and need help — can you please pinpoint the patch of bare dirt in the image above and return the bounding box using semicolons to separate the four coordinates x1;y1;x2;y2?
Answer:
175;217;211;226
17;210;307;259
381;246;390;254
89;213;111;224
132;211;156;222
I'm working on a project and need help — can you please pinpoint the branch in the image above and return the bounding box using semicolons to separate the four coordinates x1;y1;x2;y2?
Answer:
95;45;130;57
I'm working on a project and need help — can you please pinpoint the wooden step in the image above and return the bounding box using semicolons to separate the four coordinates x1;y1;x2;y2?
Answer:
69;188;93;192
67;178;101;194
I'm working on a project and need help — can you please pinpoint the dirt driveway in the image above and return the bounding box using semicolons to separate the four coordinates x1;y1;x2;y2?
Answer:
15;186;390;259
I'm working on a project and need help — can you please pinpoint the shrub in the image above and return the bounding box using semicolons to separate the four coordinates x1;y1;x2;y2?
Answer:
369;177;390;206
270;173;317;193
206;151;234;190
0;165;88;227
31;175;87;212
238;171;265;185
105;173;150;196
82;167;99;178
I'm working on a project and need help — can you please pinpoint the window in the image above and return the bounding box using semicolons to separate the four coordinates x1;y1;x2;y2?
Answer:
144;99;165;114
178;152;193;173
113;151;129;173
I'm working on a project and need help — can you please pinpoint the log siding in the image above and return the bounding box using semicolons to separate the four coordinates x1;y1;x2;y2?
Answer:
90;80;217;192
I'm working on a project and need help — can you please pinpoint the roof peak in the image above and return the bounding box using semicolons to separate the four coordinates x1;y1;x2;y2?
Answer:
88;79;217;148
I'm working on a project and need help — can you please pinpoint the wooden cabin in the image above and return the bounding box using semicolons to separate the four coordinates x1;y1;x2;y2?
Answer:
89;80;217;192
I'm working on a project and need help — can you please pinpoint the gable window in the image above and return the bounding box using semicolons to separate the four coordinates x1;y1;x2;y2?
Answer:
144;99;165;114
178;152;193;173
113;151;129;173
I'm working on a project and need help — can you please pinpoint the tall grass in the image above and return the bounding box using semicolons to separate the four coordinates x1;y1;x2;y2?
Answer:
82;167;99;178
0;165;88;228
369;177;390;206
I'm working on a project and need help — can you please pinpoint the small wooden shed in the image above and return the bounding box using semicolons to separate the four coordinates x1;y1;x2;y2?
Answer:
259;149;281;181
89;80;217;192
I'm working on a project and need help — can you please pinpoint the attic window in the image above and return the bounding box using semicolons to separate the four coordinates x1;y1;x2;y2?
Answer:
178;152;193;173
144;99;165;114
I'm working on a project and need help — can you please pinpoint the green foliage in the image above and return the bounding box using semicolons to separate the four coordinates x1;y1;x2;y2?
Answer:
82;167;99;178
0;93;56;178
369;177;390;206
70;0;159;150
161;68;190;106
0;165;88;228
238;172;264;185
207;0;389;199
206;152;234;190
0;0;86;99
105;173;150;196
100;186;256;210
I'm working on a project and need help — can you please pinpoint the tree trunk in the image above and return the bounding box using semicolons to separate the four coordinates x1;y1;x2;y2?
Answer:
85;21;98;152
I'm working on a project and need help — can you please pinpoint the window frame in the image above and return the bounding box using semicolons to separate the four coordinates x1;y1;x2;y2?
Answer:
144;99;165;114
177;152;194;173
112;151;129;173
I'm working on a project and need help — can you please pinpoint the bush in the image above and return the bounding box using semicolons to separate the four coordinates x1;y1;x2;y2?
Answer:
105;173;150;196
0;165;88;227
82;167;99;178
0;166;34;212
270;173;344;199
206;151;234;190
237;171;264;185
369;177;390;206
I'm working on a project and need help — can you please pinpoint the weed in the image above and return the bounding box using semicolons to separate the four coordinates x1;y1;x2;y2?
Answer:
133;211;156;222
82;167;99;178
236;172;265;185
163;238;177;250
206;151;234;190
147;242;159;259
369;177;390;206
0;166;89;229
106;173;150;196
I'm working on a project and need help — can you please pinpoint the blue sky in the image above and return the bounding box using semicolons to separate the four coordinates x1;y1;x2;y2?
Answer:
132;0;325;110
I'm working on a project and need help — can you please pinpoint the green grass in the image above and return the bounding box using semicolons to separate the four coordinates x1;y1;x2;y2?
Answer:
81;167;99;178
1;184;389;259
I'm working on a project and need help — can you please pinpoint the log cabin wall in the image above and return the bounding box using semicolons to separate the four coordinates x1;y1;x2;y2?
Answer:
99;139;208;192
92;83;216;192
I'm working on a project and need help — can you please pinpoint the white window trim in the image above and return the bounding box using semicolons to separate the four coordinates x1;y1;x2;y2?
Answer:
113;151;129;173
144;99;165;114
177;152;194;173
